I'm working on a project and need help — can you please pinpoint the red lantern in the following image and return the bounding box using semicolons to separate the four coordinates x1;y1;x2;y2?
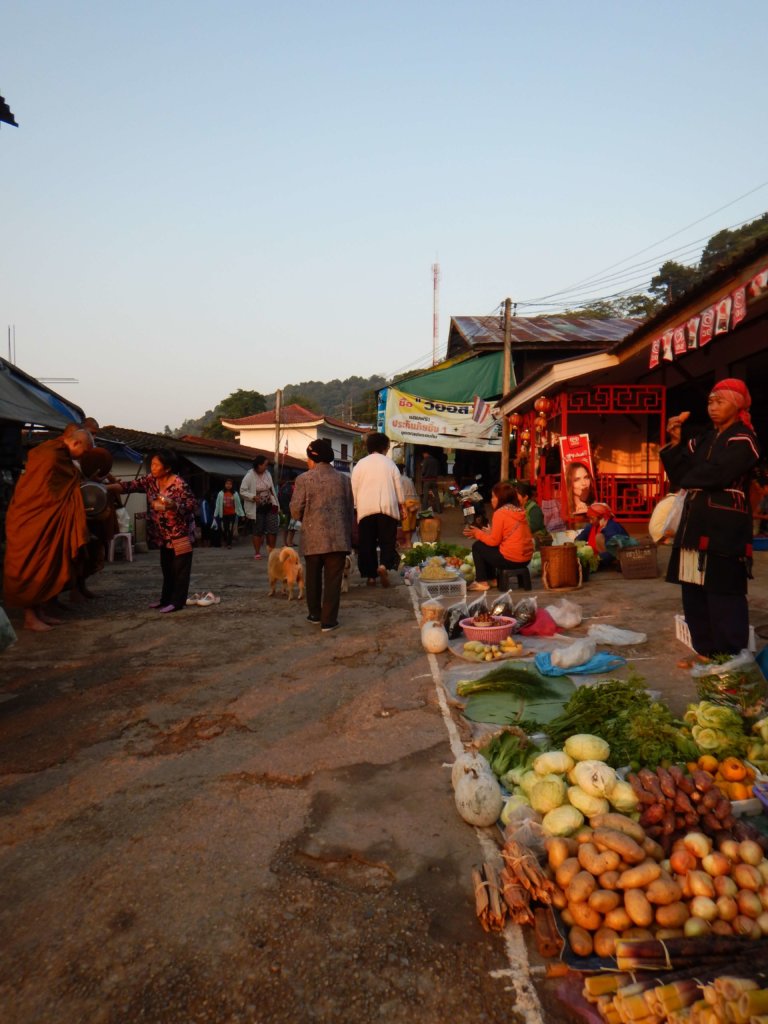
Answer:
520;428;531;442
535;413;548;431
534;395;552;415
509;412;522;430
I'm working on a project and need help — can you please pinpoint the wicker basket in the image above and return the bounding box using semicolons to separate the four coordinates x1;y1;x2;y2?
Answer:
460;615;516;643
418;516;441;542
540;544;581;590
618;544;658;579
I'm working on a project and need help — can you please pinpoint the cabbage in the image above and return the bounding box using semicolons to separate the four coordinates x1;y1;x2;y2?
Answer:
563;734;610;762
608;779;639;813
571;760;617;798
519;770;540;796
504;765;532;788
567;785;609;817
533;751;575;776
500;794;537;827
541;804;584;837
529;777;567;814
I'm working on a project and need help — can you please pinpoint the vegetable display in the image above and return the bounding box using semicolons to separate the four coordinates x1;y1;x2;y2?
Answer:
684;701;750;758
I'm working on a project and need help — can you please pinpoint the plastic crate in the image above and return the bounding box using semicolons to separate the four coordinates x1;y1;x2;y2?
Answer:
618;543;658;579
416;576;467;603
675;613;756;653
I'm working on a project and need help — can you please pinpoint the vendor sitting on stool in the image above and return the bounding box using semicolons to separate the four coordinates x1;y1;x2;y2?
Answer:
464;482;534;592
576;502;630;567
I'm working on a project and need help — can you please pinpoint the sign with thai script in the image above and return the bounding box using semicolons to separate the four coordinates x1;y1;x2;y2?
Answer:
385;387;503;451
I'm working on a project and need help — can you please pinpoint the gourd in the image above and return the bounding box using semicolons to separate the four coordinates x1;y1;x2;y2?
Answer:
454;766;504;826
421;621;449;654
450;751;493;790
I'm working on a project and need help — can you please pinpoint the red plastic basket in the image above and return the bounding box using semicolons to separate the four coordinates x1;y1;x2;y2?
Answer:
459;616;516;644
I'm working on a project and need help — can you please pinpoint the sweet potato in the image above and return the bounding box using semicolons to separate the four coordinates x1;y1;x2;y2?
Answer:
568;925;593;958
566;870;597;905
624;889;653;927
617;860;662;890
592;828;646;865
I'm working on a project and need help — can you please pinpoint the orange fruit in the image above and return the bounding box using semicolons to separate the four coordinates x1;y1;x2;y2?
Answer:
728;782;751;801
698;755;719;774
687;761;701;774
720;757;747;782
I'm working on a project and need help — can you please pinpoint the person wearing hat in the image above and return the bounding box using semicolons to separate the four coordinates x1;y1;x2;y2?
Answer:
661;378;760;658
351;432;404;587
575;502;630;568
290;439;353;633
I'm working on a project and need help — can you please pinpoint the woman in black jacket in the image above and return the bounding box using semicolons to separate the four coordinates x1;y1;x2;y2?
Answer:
661;378;759;657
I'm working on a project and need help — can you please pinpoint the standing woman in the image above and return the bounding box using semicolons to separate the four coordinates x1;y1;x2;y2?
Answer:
111;449;197;613
463;482;534;592
661;379;760;657
239;455;279;559
214;479;244;549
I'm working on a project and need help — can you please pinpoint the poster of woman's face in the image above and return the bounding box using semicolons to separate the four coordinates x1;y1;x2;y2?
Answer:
559;435;596;517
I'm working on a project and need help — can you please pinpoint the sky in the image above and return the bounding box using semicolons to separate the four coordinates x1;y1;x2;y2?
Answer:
2;0;767;433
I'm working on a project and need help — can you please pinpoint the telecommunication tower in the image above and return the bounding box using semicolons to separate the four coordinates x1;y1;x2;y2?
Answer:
431;261;440;365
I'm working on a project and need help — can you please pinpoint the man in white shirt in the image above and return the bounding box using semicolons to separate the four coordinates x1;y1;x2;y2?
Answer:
351;433;404;587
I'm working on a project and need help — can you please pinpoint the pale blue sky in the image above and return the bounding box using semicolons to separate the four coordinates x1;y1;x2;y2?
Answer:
2;1;767;431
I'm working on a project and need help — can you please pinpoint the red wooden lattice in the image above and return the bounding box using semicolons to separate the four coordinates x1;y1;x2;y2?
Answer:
566;385;664;414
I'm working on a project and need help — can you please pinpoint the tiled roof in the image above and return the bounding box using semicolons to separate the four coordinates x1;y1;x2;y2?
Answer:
99;426;306;469
222;403;366;433
449;314;640;352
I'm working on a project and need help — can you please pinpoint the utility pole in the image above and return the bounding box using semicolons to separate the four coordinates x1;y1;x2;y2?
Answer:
274;389;282;481
500;298;512;482
432;262;440;366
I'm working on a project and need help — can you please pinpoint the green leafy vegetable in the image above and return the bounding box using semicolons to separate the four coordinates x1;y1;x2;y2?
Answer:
477;730;536;780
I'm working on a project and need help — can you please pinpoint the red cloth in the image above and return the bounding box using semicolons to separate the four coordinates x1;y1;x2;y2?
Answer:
3;438;89;608
711;378;752;428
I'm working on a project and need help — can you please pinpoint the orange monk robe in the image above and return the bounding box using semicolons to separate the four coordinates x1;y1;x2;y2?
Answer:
3;438;89;608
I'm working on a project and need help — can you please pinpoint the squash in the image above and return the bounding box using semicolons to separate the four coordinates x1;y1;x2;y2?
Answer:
421;621;449;653
451;751;493;790
453;767;503;826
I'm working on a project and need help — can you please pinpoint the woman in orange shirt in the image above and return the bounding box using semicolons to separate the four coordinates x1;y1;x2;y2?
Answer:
463;482;534;592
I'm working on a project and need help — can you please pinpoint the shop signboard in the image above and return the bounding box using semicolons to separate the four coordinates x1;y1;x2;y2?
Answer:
384;386;502;452
376;388;388;433
559;434;596;517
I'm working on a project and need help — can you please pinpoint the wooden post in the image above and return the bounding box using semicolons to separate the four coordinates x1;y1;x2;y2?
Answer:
274;389;282;481
500;297;512;482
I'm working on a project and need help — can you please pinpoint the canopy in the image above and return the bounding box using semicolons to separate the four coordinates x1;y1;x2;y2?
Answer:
185;453;254;477
395;351;507;402
0;359;83;429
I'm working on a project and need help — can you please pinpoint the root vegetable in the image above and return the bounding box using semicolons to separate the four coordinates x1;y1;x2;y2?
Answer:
688;871;716;899
598;870;621;891
642;837;665;863
701;852;730;877
733;913;758;936
715;895;738;921
604;906;632;932
617;860;662;890
592;828;646;865
593;927;618;958
578;842;620;876
568;925;593;957
670;849;697;875
624;889;653;927
683;916;711;937
566;870;597;904
711;920;734;936
588;813;645;844
588;890;621;914
733;863;762;892
645;878;683;906
654;902;689;929
689;896;718;922
546;837;574;870
739;839;763;866
737;889;762;919
555;858;582;890
718;837;740;861
682;832;712;858
756;911;768;934
568;901;602;931
714;875;738;898
759;885;768;910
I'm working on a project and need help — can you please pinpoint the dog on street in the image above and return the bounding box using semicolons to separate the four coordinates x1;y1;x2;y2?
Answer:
267;546;305;601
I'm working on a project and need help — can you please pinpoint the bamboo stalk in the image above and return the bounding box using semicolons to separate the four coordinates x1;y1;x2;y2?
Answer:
740;992;768;1020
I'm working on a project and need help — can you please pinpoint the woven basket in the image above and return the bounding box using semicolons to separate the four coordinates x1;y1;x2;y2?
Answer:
459;616;516;644
419;517;441;542
540;544;581;590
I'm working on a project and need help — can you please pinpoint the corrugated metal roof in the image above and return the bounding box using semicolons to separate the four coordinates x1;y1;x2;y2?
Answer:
222;403;365;433
98;426;306;470
449;314;640;351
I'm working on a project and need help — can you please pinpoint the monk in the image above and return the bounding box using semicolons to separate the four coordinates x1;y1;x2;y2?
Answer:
3;428;94;631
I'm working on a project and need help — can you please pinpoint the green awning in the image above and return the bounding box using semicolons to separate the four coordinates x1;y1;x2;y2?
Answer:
395;351;508;402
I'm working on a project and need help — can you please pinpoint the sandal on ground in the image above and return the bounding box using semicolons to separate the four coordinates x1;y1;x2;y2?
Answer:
467;582;490;592
186;593;203;606
377;566;390;588
197;592;221;606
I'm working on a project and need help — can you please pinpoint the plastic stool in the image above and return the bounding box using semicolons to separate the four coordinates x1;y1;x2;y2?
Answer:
498;567;532;592
108;532;134;563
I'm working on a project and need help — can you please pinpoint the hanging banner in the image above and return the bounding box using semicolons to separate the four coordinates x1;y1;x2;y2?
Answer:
559;434;596;518
672;326;687;357
686;315;700;349
649;337;661;368
731;286;747;328
661;330;674;361
385;386;503;452
699;306;716;347
714;296;732;336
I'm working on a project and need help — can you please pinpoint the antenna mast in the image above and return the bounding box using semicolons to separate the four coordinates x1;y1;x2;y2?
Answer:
431;261;440;365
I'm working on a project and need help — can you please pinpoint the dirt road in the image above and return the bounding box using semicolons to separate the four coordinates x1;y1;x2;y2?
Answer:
2;518;767;1024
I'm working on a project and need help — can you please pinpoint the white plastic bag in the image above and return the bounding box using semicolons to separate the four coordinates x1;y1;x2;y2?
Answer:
550;637;597;669
649;490;685;542
0;607;17;651
545;598;582;629
116;507;131;533
587;623;647;646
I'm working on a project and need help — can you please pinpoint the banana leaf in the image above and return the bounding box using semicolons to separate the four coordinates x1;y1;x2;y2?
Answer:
462;669;575;726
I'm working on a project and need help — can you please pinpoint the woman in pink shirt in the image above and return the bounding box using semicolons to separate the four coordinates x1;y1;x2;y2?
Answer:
463;482;534;592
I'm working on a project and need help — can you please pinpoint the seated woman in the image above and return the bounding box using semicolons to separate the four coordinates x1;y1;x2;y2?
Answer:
575;502;630;567
514;481;552;548
463;482;534;592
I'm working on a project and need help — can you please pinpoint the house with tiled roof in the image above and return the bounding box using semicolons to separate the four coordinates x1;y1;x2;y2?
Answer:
221;404;366;469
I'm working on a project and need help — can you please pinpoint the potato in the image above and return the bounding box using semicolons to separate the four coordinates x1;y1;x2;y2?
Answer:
588;889;621;915
621;927;653;940
593;927;619;958
552;887;567;910
589;813;646;845
655;902;690;929
645;878;683;906
568;925;593;957
569;901;602;931
567;870;598;905
561;907;575;927
642;836;665;862
618;860;662;890
546;837;573;871
598;870;621;891
592;828;646;865
604;906;632;932
555;857;582;890
624;889;653;927
578;842;620;876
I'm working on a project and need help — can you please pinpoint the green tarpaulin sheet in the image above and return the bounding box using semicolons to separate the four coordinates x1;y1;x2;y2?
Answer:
396;351;508;402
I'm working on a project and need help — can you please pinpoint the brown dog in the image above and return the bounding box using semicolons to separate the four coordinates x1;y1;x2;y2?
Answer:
267;546;304;601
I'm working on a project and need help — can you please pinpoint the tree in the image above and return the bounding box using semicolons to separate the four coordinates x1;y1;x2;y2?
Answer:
649;260;700;304
201;389;266;441
285;392;321;414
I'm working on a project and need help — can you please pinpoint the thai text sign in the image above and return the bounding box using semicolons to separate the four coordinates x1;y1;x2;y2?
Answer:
385;387;502;452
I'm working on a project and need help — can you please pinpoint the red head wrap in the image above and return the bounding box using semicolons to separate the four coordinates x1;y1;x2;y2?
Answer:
711;378;752;428
587;502;614;520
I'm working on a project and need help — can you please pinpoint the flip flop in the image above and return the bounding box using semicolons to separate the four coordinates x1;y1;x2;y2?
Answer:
467;582;490;592
197;592;221;606
186;593;203;606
